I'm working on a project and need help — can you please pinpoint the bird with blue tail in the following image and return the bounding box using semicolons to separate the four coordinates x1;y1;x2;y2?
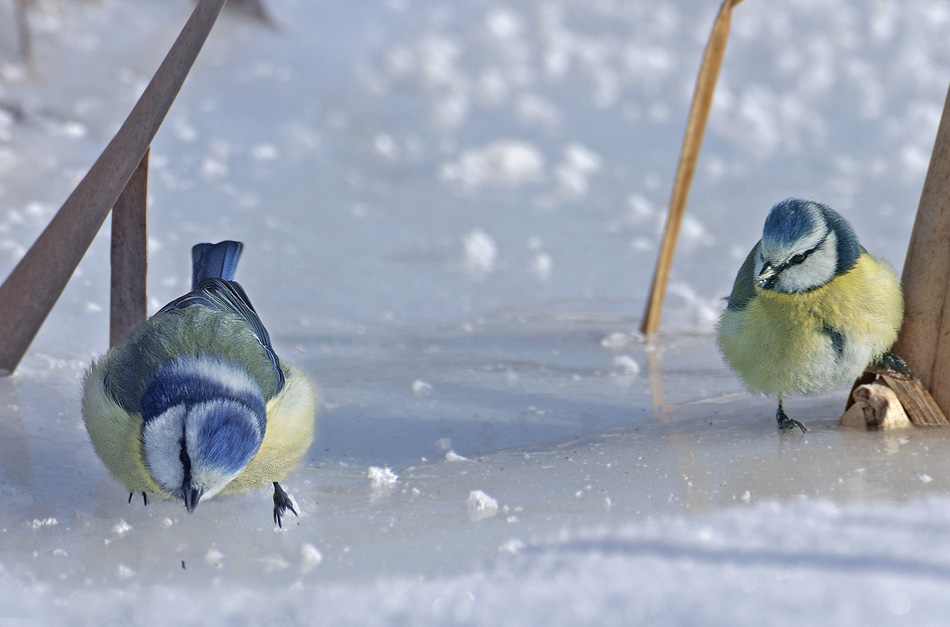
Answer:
717;199;905;433
82;241;317;526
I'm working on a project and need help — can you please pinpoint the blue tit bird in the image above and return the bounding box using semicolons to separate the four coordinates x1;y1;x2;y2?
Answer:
717;198;904;432
82;241;317;526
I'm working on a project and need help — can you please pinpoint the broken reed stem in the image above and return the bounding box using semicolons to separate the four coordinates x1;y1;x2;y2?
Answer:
881;373;949;426
0;0;227;375
640;0;744;337
845;79;950;427
110;149;149;349
891;81;950;417
845;364;948;427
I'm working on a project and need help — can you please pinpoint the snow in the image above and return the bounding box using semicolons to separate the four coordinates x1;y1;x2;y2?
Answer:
440;140;546;188
1;0;950;624
367;465;399;487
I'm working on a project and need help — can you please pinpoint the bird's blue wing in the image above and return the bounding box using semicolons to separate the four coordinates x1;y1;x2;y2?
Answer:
160;278;285;393
726;242;759;311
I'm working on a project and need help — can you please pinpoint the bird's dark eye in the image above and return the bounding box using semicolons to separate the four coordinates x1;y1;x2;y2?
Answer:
789;253;807;265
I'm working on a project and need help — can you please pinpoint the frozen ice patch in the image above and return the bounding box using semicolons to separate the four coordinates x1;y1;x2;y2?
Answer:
468;490;499;521
554;143;602;198
530;251;553;282
57;120;88;139
601;332;638;349
445;450;471;462
680;215;714;247
205;549;224;565
112;520;133;535
441;140;544;188
374;133;398;159
368;466;399;487
463;229;498;279
612;355;640;376
526;237;552;283
258;554;290;573
301;543;323;573
485;7;523;40
200;140;231;180
411;379;433;396
251;143;279;161
172;118;197;142
516;93;561;128
0;146;18;173
666;283;722;332
30;518;58;530
500;538;526;554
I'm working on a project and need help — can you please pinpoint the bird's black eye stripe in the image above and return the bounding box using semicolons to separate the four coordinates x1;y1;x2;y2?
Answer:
778;233;828;272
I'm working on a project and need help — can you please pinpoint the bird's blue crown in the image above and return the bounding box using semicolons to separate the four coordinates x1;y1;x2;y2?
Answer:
763;199;821;248
191;400;263;474
763;198;860;275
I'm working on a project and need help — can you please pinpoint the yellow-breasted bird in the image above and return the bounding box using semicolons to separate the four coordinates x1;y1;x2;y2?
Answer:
82;241;317;526
717;199;904;432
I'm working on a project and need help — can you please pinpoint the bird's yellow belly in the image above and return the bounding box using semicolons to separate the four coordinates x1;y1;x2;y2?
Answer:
717;254;902;398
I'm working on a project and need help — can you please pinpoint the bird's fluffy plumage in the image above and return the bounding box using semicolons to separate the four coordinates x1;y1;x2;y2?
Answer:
717;199;903;427
82;241;317;517
83;355;316;499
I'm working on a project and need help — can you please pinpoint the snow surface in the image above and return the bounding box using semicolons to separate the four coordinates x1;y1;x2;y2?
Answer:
1;0;950;624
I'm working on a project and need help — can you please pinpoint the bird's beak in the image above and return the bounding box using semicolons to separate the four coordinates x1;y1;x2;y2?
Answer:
756;264;777;290
183;483;202;513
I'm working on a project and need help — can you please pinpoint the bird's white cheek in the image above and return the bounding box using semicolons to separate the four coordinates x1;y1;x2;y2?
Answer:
142;405;187;494
779;255;836;293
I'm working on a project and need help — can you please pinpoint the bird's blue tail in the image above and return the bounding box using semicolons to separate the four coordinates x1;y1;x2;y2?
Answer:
191;241;243;289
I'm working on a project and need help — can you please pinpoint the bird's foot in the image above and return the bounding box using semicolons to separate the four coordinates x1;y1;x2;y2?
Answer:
880;352;910;375
273;481;298;528
776;404;807;433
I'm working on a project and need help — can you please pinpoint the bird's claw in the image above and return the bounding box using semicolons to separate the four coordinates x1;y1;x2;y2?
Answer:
881;352;910;375
777;416;807;433
273;481;298;528
776;405;807;433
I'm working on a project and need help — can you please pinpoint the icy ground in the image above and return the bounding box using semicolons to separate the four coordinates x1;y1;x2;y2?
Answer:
2;0;950;624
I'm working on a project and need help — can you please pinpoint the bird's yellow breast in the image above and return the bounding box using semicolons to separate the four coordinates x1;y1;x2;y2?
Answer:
82;353;167;497
717;252;902;397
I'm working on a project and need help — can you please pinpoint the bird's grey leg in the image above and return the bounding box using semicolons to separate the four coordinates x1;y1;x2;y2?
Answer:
273;481;298;528
881;352;909;375
128;492;148;506
775;397;807;433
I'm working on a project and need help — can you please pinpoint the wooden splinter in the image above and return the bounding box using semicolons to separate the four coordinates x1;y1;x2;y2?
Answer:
842;363;947;429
